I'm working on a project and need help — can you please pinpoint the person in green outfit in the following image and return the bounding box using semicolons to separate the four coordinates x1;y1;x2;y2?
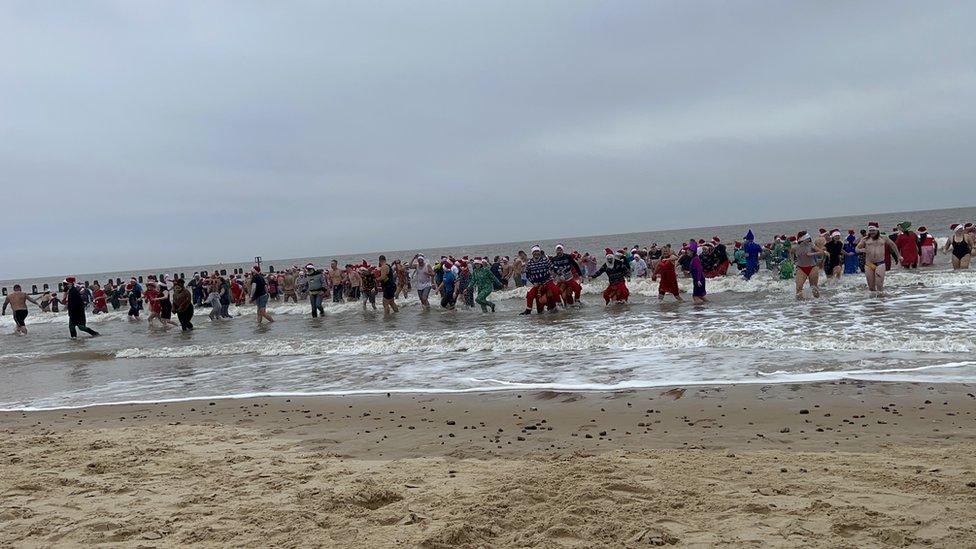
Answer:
778;237;795;280
471;258;502;312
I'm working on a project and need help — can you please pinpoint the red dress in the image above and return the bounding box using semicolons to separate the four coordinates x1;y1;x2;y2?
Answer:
655;259;680;297
895;232;919;267
93;289;108;312
144;288;161;314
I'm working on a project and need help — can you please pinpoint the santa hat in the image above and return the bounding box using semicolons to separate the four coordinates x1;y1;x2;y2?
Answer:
306;263;315;270
951;223;962;231
797;230;811;241
744;230;755;241
531;245;541;253
712;236;721;244
966;223;974;229
867;221;880;231
734;241;742;249
788;236;797;242
555;243;564;251
918;226;927;232
252;265;261;273
831;230;841;237
697;239;705;245
818;227;827;234
443;261;453;269
64;276;76;284
848;229;856;235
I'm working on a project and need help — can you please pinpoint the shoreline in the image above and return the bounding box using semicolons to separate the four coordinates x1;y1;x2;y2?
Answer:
3;376;974;414
4;380;976;546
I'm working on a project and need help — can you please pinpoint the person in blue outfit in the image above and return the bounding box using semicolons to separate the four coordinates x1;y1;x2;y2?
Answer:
742;230;763;280
843;231;860;274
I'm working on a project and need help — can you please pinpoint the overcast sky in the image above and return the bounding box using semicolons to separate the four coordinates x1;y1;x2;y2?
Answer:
2;1;974;279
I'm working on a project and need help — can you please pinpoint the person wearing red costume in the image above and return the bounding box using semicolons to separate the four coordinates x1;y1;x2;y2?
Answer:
652;251;682;301
520;246;560;315
551;243;583;306
591;251;630;305
894;221;919;269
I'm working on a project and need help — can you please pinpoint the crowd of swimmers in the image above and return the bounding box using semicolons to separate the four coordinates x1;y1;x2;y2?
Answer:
3;221;974;338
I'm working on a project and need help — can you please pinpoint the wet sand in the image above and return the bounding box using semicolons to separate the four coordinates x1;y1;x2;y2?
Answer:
3;381;976;546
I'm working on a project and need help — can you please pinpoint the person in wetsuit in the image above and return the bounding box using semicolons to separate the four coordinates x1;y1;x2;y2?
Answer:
62;277;99;338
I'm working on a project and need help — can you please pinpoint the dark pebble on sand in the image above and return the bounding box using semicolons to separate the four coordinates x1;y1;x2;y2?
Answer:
799;409;809;414
585;434;593;439
780;427;790;433
967;482;976;488
446;420;455;425
780;468;788;473
517;436;525;441
599;431;607;436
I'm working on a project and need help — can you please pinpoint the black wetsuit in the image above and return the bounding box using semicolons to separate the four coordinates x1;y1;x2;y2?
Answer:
67;286;98;338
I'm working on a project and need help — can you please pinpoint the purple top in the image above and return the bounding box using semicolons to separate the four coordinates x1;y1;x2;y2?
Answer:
689;256;706;297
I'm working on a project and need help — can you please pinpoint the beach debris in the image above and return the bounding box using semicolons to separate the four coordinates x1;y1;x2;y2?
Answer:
662;388;686;400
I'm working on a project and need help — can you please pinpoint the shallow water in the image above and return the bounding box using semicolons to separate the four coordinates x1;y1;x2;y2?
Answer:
2;260;974;410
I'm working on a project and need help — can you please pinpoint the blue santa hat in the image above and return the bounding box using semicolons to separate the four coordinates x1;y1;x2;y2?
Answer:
744;230;755;241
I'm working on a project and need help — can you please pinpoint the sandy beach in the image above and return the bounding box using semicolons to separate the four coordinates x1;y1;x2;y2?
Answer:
3;381;976;547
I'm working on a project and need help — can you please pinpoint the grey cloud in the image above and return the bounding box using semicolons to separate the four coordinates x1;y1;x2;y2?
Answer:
1;1;974;279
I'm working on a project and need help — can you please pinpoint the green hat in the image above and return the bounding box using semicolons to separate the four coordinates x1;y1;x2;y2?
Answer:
899;221;911;231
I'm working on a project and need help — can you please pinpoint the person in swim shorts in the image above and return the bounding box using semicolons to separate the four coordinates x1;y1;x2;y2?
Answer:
2;284;39;335
856;221;901;292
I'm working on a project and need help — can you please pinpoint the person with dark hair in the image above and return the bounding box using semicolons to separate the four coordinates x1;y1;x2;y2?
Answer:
250;266;275;324
62;276;99;338
856;221;900;292
171;278;194;331
305;263;326;318
378;255;399;315
126;277;143;319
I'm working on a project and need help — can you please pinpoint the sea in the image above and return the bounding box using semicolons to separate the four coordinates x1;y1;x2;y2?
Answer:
1;206;974;411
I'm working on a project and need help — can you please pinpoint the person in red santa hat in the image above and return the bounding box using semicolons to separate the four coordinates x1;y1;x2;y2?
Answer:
790;230;824;298
711;237;731;276
917;226;937;267
590;250;630;305
652;248;682;302
521;246;560;314
943;223;971;270
856;221;900;292
551;243;584;307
